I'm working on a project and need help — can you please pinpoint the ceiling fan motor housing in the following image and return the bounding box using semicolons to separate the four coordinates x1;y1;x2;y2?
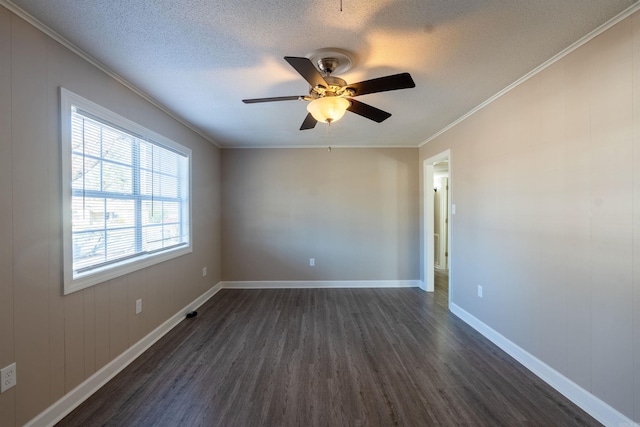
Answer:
311;75;349;99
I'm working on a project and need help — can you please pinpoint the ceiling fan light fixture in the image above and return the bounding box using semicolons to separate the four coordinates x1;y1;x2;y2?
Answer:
307;97;350;124
244;55;415;129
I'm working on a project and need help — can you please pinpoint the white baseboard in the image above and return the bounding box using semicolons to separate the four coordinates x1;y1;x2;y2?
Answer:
35;283;625;426
221;280;423;289
450;303;637;427
26;282;223;427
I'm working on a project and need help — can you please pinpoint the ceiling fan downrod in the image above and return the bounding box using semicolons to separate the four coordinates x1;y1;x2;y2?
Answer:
317;57;339;77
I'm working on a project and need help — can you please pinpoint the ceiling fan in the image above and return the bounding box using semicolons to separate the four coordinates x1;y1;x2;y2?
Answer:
242;50;416;130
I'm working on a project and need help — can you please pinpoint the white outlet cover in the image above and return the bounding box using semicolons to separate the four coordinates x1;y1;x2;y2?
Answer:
478;285;483;298
136;299;142;314
202;267;207;277
1;362;16;393
309;258;315;266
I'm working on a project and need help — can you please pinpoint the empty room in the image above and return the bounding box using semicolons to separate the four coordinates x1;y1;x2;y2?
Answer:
1;0;640;426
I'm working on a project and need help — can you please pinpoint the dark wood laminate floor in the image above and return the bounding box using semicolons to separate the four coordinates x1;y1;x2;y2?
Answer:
58;282;600;427
434;268;449;310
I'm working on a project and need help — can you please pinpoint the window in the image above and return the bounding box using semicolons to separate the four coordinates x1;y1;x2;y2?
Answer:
61;88;191;294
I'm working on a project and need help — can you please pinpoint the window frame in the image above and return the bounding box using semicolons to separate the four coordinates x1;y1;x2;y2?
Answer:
61;87;192;295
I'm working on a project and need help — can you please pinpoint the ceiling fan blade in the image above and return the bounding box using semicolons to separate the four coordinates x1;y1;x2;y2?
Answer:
347;99;392;123
300;112;317;130
284;56;329;89
242;96;303;104
347;72;415;97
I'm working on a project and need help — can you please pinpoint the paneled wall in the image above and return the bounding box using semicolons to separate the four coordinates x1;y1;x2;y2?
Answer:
221;148;419;282
0;7;221;426
420;11;640;422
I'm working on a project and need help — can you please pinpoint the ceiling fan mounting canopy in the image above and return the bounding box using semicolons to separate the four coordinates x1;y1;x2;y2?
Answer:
309;48;354;75
242;48;415;130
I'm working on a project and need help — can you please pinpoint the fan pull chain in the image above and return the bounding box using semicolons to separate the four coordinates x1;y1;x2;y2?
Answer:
340;0;342;12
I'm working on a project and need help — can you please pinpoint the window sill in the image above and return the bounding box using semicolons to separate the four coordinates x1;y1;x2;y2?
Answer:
64;244;192;295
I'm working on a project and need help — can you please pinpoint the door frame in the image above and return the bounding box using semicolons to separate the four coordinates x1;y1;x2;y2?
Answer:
423;149;451;302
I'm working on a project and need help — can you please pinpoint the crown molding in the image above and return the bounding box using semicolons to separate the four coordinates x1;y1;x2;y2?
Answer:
220;144;420;150
3;0;638;151
419;1;640;148
0;0;221;149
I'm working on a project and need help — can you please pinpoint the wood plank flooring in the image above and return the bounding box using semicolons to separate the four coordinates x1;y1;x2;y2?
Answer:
57;281;600;426
434;268;449;309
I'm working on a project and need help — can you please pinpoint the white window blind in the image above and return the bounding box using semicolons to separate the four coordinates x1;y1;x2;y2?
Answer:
61;88;191;294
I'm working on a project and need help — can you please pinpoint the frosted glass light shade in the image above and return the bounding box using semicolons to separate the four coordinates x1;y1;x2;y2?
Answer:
307;97;350;124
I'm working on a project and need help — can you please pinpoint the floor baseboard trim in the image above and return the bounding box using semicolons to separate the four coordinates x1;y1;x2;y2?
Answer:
221;280;423;289
449;303;635;427
26;282;223;427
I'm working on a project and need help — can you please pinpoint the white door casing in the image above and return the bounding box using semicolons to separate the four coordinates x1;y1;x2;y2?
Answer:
423;150;451;298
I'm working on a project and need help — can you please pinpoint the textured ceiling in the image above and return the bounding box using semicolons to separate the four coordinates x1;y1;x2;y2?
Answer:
6;0;638;148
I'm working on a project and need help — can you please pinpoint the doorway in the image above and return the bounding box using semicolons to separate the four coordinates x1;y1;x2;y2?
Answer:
423;150;451;307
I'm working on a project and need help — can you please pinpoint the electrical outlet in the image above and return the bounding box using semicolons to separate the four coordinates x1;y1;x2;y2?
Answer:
478;285;483;298
1;363;16;393
452;204;456;215
309;258;315;267
136;298;142;314
202;267;207;277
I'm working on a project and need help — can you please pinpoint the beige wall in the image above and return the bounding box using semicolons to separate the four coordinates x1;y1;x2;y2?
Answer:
0;8;221;426
420;11;640;421
6;0;639;423
221;148;419;281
